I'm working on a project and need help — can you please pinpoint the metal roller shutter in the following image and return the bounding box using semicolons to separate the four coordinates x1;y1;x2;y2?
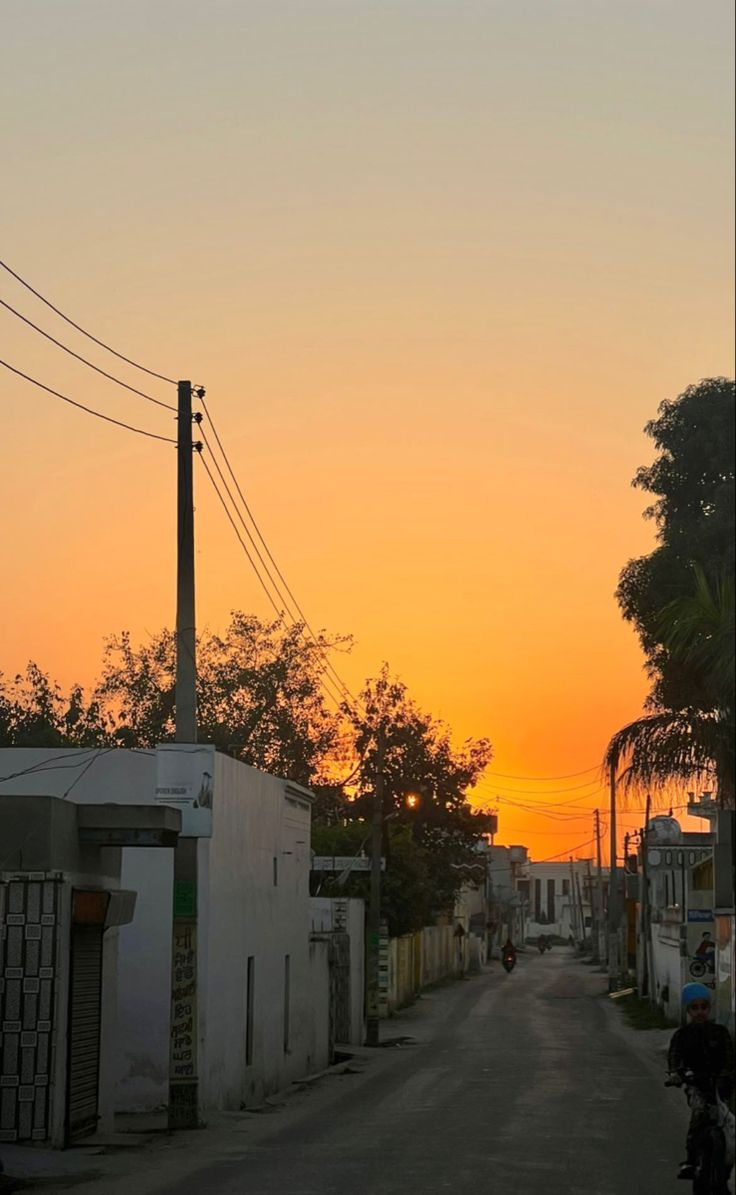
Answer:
66;925;103;1142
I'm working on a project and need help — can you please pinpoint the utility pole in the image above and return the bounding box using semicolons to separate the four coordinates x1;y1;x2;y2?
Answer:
569;857;578;942
640;793;653;999
586;858;598;962
175;379;197;743
575;869;586;948
169;379;199;1130
594;809;605;963
608;769;620;988
365;725;386;1047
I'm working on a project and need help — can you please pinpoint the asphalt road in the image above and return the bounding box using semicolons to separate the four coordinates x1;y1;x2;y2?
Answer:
154;948;689;1195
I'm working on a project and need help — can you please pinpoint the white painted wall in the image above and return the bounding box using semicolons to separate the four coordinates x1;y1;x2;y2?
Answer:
198;754;326;1110
526;861;594;939
0;748;330;1118
651;921;684;1023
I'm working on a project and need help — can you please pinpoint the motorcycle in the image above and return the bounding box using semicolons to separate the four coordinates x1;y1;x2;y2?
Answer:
501;952;516;973
665;1070;734;1193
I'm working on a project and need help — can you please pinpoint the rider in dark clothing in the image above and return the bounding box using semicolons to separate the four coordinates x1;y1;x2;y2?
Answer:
668;983;735;1180
502;937;516;959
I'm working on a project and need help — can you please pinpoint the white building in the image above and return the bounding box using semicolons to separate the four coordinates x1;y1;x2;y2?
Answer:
524;859;599;942
0;746;334;1141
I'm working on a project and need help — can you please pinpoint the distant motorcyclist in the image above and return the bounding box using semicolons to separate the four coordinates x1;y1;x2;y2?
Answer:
667;982;734;1181
502;937;516;960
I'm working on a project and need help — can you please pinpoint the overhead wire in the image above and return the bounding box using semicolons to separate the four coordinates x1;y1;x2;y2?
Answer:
197;450;349;714
0;360;177;444
532;837;597;863
0;259;176;384
196;394;363;715
474;775;605;797
0;299;177;411
482;764;600;781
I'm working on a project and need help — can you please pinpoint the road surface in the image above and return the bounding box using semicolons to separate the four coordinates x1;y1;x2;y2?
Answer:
149;948;688;1195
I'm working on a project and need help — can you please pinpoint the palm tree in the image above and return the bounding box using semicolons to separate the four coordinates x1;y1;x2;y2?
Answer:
604;567;734;807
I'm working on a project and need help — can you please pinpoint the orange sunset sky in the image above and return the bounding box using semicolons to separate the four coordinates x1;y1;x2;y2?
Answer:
2;2;734;859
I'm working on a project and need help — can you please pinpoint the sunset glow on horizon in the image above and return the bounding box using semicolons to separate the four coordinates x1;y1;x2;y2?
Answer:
2;2;733;858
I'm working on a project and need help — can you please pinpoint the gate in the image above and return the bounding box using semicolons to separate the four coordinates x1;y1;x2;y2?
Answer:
328;933;351;1052
66;924;103;1141
0;878;60;1143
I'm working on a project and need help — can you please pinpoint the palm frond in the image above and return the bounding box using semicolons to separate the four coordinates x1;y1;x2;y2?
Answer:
603;709;728;804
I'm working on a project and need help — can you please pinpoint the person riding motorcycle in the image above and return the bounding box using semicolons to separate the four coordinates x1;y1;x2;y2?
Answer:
667;982;734;1181
502;937;516;961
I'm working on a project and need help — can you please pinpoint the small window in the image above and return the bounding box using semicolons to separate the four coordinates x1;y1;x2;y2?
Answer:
562;880;570;896
245;957;255;1066
283;955;291;1053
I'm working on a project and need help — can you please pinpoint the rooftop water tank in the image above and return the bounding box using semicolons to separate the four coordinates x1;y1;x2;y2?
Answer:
646;815;681;843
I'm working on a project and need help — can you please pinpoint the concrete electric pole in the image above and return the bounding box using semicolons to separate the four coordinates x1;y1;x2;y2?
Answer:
169;378;199;1130
365;725;386;1047
175;378;197;743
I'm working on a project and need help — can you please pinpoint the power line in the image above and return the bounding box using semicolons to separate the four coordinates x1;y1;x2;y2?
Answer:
197;451;349;715
494;797;598;822
199;423;359;715
531;837;596;864
0;259;176;385
0;299;177;412
0;747;103;785
474;775;604;797
197;394;362;714
1;359;177;444
483;764;600;781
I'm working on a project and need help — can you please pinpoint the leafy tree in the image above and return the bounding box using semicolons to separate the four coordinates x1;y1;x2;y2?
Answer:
606;379;735;803
0;664;113;748
315;666;494;932
96;613;347;787
616;378;734;711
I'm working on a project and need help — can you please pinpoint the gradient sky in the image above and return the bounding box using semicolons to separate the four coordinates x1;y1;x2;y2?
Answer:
2;1;734;859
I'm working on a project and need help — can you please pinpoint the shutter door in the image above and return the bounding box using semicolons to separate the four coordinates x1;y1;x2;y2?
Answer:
67;925;103;1142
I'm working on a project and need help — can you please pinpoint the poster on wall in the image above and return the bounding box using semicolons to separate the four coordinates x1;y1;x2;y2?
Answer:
686;908;716;991
155;744;215;837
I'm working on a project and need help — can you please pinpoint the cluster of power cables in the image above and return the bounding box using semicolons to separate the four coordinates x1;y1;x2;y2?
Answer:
0;259;360;718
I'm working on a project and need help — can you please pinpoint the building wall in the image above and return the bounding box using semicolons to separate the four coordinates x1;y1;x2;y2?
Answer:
116;848;173;1112
198;754;326;1110
525;861;595;940
0;748;176;1116
651;920;684;1023
0;748;330;1119
309;897;365;1046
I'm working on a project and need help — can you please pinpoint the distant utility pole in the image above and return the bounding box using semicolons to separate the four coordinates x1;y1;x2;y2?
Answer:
586;858;598;962
608;769;620;988
365;725;386;1047
594;809;605;962
175;379;197;742
640;793;653;999
569;857;578;940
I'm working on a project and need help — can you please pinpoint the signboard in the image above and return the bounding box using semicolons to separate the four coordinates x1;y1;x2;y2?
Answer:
646;847;712;870
155;744;215;837
687;909;713;923
311;856;385;872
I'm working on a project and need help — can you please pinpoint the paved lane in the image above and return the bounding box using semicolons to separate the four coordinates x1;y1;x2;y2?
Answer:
156;949;688;1195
